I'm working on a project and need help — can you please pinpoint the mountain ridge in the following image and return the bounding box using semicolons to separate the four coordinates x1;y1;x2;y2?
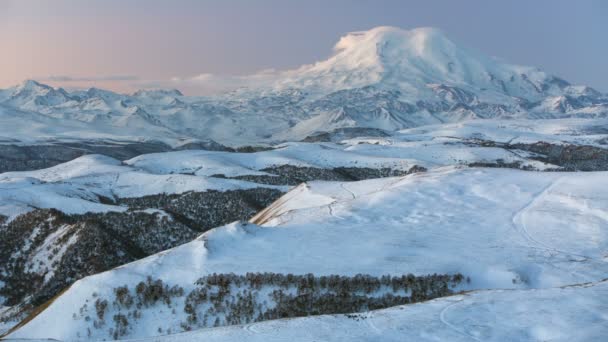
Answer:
1;26;607;146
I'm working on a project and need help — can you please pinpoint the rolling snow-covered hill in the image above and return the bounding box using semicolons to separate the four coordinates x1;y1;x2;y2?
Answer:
1;27;607;147
5;116;608;221
1;117;608;338
5;166;608;340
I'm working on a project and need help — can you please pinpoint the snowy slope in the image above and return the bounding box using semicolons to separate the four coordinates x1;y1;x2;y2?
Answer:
0;154;285;219
1;27;607;145
7;167;608;340
128;281;608;342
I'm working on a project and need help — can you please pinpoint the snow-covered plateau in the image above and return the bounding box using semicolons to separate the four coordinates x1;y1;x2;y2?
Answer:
1;26;608;341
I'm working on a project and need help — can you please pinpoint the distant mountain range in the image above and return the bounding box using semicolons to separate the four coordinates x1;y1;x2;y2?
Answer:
1;26;607;147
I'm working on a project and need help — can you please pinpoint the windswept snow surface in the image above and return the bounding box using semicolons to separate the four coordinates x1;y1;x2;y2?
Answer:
7;167;608;341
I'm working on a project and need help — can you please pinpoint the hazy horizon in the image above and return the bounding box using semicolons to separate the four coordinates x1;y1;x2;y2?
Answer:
2;0;607;95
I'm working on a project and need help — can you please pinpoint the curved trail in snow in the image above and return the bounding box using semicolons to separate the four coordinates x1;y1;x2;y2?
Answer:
512;177;597;262
243;322;261;334
512;177;560;251
438;297;482;342
327;201;344;220
340;182;356;200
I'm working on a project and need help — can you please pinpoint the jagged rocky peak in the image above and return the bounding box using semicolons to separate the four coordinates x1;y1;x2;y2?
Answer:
14;79;60;93
14;79;50;92
7;79;72;106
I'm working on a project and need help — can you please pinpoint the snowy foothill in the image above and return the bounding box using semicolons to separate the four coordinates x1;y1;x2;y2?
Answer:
125;280;608;342
6;116;595;220
2;117;586;220
126;118;588;177
0;154;286;220
6;167;608;340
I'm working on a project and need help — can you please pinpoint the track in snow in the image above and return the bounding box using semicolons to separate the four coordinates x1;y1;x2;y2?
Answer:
340;183;356;200
243;322;261;334
512;177;596;261
438;296;482;342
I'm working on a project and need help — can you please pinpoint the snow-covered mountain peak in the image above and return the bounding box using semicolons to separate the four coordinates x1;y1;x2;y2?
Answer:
274;26;569;102
7;79;72;108
331;26;453;61
15;79;50;91
0;27;606;146
331;26;470;84
12;79;58;97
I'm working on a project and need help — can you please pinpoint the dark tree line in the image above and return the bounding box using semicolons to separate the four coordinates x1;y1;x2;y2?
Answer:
219;165;426;186
78;272;465;339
